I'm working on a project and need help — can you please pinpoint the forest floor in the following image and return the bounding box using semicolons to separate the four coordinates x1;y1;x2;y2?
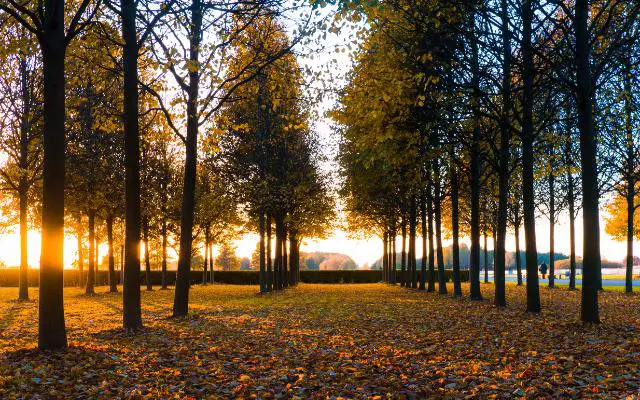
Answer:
1;283;639;399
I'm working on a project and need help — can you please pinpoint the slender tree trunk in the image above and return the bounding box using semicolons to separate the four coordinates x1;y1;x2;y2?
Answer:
122;0;143;331
624;50;635;294
86;212;96;295
493;0;511;308
173;0;203;317
451;165;462;297
259;212;266;292
383;235;388;282
401;215;407;287
267;214;272;291
515;222;523;285
576;0;600;323
282;227;289;288
565;136;577;290
107;217;118;293
209;243;213;283
483;232;489;284
427;194;436;292
549;170;555;288
76;215;84;287
469;14;482;301
143;219;152;291
274;217;282;290
37;0;68;350
290;231;298;286
420;196;427;290
410;198;417;288
521;0;541;312
391;231;397;284
18;187;29;300
434;177;447;294
203;236;208;285
161;219;168;289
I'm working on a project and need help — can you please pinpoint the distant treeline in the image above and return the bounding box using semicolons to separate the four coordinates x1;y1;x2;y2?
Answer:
372;244;568;270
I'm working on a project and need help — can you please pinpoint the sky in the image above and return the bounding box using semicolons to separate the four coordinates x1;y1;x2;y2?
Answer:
0;4;635;270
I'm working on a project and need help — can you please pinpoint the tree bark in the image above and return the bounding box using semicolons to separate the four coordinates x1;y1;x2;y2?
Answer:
122;0;143;331
86;212;96;295
434;176;447;294
549;169;555;288
259;212;266;292
173;0;203;317
451;164;462;297
267;214;272;291
282;227;289;288
515;222;523;285
483;232;489;284
576;0;600;322
427;194;436;292
409;198;417;289
420;196;427;290
469;14;482;301
107;217;118;293
143;218;152;291
37;0;68;350
76;215;84;287
401;215;407;287
624;49;635;294
161;219;168;289
521;0;541;312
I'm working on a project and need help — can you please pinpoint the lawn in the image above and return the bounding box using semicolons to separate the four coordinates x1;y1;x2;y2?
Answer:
1;283;639;398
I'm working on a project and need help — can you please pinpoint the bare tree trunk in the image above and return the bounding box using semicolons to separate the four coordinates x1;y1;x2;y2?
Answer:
173;0;203;317
107;217;118;293
410;198;417;288
259;212;266;292
86;212;96;295
576;0;600;323
427;194;436;292
38;0;68;350
122;0;143;331
469;13;482;301
76;215;84;287
143;219;152;291
420;196;427;290
483;232;489;284
451;165;462;297
549;170;555;288
515;222;523;285
401;215;407;288
161;219;168;289
521;0;541;312
282;227;289;288
624;50;635;294
267;214;272;291
434;177;447;295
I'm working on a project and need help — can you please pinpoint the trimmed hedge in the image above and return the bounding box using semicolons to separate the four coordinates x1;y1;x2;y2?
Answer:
0;268;469;287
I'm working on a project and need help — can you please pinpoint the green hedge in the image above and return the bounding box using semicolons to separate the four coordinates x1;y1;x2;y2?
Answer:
0;268;469;287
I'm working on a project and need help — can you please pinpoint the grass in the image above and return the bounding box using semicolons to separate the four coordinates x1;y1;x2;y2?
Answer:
1;283;639;398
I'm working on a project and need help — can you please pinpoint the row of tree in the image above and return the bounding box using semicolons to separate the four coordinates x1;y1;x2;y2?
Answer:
0;0;333;349
334;0;640;322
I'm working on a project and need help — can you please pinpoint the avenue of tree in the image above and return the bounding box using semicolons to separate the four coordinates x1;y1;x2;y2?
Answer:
0;0;639;351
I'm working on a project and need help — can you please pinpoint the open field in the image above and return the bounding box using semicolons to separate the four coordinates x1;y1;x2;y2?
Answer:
1;283;640;399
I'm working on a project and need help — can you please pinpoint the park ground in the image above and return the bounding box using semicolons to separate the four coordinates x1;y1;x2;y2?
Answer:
1;283;639;399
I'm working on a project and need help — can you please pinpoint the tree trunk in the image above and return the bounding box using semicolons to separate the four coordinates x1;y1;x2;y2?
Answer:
483;232;489;284
469;14;482;301
409;198;417;289
451;165;462;297
86;212;96;295
37;0;68;350
290;231;299;286
420;196;427;290
282;227;289;288
427;194;436;292
624;49;634;294
161;219;168;289
267;214;272;291
401;215;407;287
76;215;84;287
383;235;388;282
515;222;523;285
434;177;447;295
173;0;203;317
143;219;152;291
549;170;555;288
576;0;600;323
493;0;511;308
274;217;282;290
521;0;541;312
391;231;397;284
18;186;29;300
107;217;118;293
259;212;266;292
209;242;213;283
203;236;208;285
565;135;577;290
122;0;143;331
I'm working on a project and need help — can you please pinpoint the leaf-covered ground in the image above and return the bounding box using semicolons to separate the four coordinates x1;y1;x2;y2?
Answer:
1;283;639;399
